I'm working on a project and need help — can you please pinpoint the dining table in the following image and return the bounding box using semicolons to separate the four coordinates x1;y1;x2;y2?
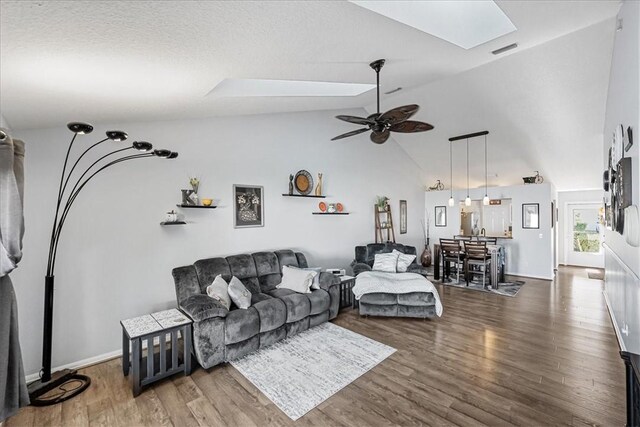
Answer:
433;242;505;288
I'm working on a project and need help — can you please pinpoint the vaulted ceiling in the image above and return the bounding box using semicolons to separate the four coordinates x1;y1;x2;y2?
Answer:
0;1;620;190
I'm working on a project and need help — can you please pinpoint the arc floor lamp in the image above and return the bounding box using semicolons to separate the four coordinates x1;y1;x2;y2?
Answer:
27;122;178;406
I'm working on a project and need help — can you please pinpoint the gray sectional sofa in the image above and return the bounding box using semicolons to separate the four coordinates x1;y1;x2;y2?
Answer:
172;249;341;369
351;243;437;319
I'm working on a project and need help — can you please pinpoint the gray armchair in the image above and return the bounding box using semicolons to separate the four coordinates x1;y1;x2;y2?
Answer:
351;243;428;276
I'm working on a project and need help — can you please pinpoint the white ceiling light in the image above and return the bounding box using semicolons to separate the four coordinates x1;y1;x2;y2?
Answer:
208;79;376;98
349;0;516;49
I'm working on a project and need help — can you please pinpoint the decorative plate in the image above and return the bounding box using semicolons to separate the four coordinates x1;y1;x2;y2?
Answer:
319;202;327;212
294;170;313;195
336;203;344;212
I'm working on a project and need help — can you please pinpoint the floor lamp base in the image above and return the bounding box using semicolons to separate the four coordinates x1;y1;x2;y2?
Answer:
27;369;91;406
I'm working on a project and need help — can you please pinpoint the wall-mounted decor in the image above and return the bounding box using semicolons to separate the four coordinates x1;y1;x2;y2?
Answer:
399;200;407;234
234;185;264;228
551;202;555;229
522;203;539;229
181;189;197;206
435;206;447;227
288;174;294;195
625;126;633;152
522;171;543;184
294;170;313;195
315;173;323;196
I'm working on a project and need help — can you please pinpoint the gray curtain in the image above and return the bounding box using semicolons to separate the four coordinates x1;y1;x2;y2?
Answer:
0;128;29;421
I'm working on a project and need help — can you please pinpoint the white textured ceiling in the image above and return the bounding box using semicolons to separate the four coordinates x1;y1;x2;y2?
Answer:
0;0;620;130
363;18;616;191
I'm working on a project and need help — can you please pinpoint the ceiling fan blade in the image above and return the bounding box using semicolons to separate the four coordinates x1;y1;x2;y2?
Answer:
378;104;420;124
335;115;374;126
370;130;390;144
390;120;434;133
331;128;369;141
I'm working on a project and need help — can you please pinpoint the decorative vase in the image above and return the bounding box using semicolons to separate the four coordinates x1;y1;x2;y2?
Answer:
421;241;432;267
288;174;294;195
315;173;323;196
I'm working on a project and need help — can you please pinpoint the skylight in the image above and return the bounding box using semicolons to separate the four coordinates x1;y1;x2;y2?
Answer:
349;0;516;50
208;79;376;97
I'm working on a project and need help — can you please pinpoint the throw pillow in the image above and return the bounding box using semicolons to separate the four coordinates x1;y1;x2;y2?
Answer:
393;249;417;273
206;275;231;310
277;265;314;293
302;267;322;289
372;252;399;273
228;276;252;309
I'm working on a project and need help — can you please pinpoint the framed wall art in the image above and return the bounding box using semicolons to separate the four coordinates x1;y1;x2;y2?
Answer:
435;206;447;227
522;203;539;229
233;185;264;228
399;200;407;234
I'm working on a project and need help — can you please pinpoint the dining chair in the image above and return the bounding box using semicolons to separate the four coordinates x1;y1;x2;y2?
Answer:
440;238;463;283
454;235;471;241
464;241;491;288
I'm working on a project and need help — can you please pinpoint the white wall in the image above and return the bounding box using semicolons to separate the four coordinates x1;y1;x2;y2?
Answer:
603;0;640;354
557;189;604;267
425;183;555;280
0;113;11;130
11;109;426;376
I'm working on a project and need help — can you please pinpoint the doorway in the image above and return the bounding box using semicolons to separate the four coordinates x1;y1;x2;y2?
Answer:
565;203;604;268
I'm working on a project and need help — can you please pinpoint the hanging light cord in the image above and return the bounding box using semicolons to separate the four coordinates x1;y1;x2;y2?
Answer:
450;141;453;197
466;138;469;197
485;134;488;196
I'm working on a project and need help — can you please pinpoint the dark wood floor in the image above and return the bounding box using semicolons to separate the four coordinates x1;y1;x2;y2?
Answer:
6;266;625;426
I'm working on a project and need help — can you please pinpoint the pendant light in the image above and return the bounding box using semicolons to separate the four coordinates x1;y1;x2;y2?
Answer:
464;138;471;206
448;140;454;207
483;133;490;206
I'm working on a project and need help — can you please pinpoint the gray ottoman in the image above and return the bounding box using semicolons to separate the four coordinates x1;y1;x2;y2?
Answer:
358;292;437;318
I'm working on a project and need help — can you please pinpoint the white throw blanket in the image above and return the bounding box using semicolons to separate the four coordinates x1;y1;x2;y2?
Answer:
353;271;443;317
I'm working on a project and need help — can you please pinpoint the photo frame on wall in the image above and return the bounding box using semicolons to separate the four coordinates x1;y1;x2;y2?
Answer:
435;206;447;227
233;184;264;228
399;200;407;234
522;203;539;229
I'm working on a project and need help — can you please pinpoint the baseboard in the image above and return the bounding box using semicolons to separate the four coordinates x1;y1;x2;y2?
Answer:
25;349;121;383
603;289;626;352
505;272;554;281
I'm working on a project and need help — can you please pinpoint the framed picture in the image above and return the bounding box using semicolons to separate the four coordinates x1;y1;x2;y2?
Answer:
522;203;539;229
233;185;264;228
399;200;407;234
435;206;447;227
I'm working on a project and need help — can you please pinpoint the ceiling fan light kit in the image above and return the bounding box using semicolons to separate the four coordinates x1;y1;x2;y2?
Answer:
332;59;434;144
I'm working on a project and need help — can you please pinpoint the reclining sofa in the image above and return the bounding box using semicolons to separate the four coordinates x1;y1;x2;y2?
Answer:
351;243;437;319
172;249;341;369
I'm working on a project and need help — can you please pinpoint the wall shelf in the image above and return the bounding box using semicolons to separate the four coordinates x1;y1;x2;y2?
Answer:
160;221;186;226
282;194;326;198
176;204;217;209
312;212;349;215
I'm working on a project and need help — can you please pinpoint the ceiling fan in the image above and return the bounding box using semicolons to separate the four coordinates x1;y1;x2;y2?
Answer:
331;59;434;144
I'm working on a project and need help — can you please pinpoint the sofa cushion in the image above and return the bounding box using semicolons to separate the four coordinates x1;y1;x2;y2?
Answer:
225;307;259;344
251;292;272;304
194;257;231;293
226;254;260;294
360;293;398;305
274;292;310;323
252;251;282;292
275;249;299;268
307;289;330;315
267;288;295;298
397;292;435;307
252;298;287;333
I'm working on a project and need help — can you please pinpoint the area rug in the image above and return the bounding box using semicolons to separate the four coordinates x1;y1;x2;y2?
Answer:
439;278;526;297
230;322;396;420
588;270;605;280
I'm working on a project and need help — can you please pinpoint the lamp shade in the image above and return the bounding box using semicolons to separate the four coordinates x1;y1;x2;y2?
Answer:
465;196;471;206
483;194;490;205
132;141;153;152
106;131;128;142
154;149;171;158
67;122;94;134
167;152;179;159
448;197;455;207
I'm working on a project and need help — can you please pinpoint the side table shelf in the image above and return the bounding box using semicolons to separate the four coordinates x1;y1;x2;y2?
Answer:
338;275;356;309
121;309;193;396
